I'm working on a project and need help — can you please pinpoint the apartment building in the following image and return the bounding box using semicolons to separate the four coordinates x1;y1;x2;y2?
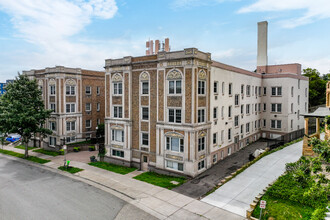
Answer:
104;21;308;177
24;66;105;150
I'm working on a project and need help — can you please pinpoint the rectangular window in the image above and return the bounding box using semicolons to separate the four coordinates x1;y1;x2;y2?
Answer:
169;80;182;94
258;87;261;96
97;86;100;95
198;109;205;123
214;81;218;94
271;87;282;96
142;82;149;95
166;137;184;152
66;103;75;113
246;123;250;133
263;103;266;111
112;149;124;158
246;104;250;114
222;82;225;95
291;120;293;129
228;128;232;140
49;137;56;146
271;103;282;113
234;115;239;127
213;133;217;145
221;130;224;143
97;103;100;112
50;103;56;112
166;160;183;171
66;121;76;131
66;136;76;143
246;85;250;96
86;103;91;112
66;86;75;95
112;130;124;142
241;124;244;134
213;107;217;119
241;105;244;114
271;120;282;129
49;121;56;131
198;137;205;151
86;86;91;95
113;106;123;118
241;84;244;94
235;94;239;106
228;147;232;156
97;118;101;125
113;82;122;95
263;119;266;127
198;81;206;95
142;133;149;146
228;83;232;96
228;106;232;118
50;85;56;95
213;154;217;163
86;120;91;128
168;109;181;123
263;87;267;95
142;107;149;120
198;160;205;170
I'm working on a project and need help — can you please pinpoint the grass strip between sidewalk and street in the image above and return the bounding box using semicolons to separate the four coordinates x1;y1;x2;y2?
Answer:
58;166;84;174
204;138;303;197
14;145;37;150
133;172;186;190
88;161;137;175
0;149;50;164
33;148;61;156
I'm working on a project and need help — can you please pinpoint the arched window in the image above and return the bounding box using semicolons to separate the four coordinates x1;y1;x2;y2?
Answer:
112;73;123;95
167;69;182;94
140;71;149;95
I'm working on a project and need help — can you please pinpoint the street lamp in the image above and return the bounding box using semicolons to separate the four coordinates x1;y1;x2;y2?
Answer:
63;144;67;168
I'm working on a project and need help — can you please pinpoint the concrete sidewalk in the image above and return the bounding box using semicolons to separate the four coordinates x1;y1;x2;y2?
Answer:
202;139;303;217
1;144;243;220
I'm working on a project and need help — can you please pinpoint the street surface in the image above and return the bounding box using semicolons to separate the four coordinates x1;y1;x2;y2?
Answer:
0;156;156;220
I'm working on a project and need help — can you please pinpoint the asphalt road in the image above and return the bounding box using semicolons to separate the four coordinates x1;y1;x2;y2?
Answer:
0;156;156;220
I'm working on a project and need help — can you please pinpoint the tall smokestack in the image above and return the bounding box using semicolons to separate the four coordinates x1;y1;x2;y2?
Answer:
165;38;170;52
257;21;268;67
155;40;160;54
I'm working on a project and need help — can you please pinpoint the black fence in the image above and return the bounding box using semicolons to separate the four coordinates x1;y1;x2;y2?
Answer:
263;129;305;150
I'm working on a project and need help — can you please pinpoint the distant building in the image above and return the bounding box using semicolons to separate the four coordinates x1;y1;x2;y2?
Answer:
0;83;6;96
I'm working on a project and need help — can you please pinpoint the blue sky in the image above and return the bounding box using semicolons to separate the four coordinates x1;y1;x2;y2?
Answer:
0;0;329;82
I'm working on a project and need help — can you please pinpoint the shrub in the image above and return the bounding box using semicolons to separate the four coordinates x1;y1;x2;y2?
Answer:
302;183;328;208
326;165;330;172
88;145;95;151
59;149;64;155
73;147;80;152
311;157;322;173
311;207;327;220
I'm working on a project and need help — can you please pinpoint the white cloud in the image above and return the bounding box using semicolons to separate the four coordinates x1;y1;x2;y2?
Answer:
238;0;330;28
212;48;241;60
0;0;120;76
171;0;231;9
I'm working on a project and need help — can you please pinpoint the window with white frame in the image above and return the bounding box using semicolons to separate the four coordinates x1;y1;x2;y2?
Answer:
234;115;239;127
241;84;244;95
97;118;101;125
214;81;218;94
222;82;225;95
213;107;217;119
263;119;266;127
271;120;281;129
291;86;294;97
86;103;91;112
50;103;56;112
86;86;91;95
235;94;239;106
241;105;244;114
271;103;282;113
298;79;300;89
228;83;232;96
263;87;267;95
198;160;205;170
291;120;293;129
49;137;56;146
271;87;282;96
142;107;149;120
97;103;100;112
112;129;124;142
258;119;261;128
228;147;231;156
246;123;250;133
198;137;205;151
213;133;217;145
66;103;75;113
213;154;217;163
198;109;205;123
142;81;149;95
166;160;183;171
228;128;232;140
113;82;122;95
66;86;75;95
241;124;244;134
50;85;56;95
258;87;261;96
263;103;266;111
168;109;181;123
298;95;300;105
258;103;261;112
97;86;100;95
221;130;224;143
49;121;56;131
246;104;250;114
86;120;92;128
141;133;149;146
305;88;307;97
113;106;123;118
247;85;251;96
291;103;294;113
305;102;307;112
66;121;76;131
169;80;182;94
198;80;206;95
66;136;76;143
255;103;257;112
166;136;184;152
112;149;124;158
228;106;232;118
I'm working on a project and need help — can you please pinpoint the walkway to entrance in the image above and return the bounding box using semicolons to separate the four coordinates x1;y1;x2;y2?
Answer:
201;139;303;217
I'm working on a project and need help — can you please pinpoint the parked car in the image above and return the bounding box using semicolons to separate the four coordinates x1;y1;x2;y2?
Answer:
6;134;21;142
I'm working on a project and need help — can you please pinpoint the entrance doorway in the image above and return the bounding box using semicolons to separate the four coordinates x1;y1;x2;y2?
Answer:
141;155;149;171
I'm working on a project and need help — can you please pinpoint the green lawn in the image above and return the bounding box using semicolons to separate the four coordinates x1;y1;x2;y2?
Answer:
88;161;136;175
252;193;314;220
133;172;186;189
15;145;37;150
58;166;84;174
33;148;61;156
0;149;50;164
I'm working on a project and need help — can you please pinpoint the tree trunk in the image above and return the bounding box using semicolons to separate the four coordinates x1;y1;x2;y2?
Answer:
24;140;29;158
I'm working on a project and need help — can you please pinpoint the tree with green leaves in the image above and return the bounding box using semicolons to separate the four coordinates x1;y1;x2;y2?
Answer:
0;74;53;158
302;68;328;107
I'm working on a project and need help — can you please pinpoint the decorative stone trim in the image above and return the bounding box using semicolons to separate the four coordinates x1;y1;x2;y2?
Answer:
167;69;182;80
112;73;122;82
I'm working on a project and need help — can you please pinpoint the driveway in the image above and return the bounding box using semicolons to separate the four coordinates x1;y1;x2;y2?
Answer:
201;139;303;217
173;140;268;198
